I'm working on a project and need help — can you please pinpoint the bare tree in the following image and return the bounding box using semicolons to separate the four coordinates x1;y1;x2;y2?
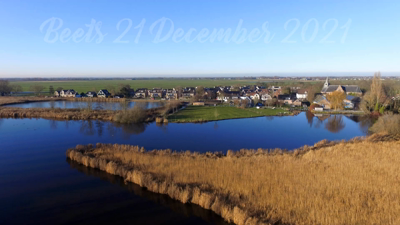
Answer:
370;72;384;111
11;84;22;93
0;80;12;94
30;85;45;96
106;85;116;96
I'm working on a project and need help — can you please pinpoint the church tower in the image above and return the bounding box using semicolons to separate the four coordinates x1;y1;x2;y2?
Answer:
323;77;329;89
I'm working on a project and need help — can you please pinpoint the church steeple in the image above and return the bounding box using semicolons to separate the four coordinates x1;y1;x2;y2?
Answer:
323;77;329;88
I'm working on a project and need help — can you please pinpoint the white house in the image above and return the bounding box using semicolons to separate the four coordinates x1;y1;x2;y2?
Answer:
86;91;97;97
261;93;272;101
98;89;111;98
296;89;308;99
60;89;76;97
247;92;260;100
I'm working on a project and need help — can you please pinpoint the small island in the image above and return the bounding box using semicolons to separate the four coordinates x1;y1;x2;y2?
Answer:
167;105;288;123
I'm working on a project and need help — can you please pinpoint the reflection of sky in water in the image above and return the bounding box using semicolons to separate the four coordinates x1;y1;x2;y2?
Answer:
4;101;164;110
0;113;371;153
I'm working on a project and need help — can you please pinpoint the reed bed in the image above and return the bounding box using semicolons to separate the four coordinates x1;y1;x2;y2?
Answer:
0;96;57;106
0;106;166;123
67;133;400;225
0;107;115;120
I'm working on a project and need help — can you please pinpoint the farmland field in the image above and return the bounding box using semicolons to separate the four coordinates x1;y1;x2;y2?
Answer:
10;79;262;93
9;79;325;94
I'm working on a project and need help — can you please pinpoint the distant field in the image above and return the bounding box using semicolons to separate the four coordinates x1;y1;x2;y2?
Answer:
10;79;324;94
168;105;287;122
10;79;262;93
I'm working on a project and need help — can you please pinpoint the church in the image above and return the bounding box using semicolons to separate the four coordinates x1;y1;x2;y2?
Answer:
320;78;362;96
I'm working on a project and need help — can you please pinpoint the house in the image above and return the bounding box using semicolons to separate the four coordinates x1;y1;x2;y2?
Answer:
184;87;196;92
54;91;60;97
321;77;362;96
148;88;164;98
60;89;76;97
313;95;331;109
247;92;260;100
343;95;361;109
165;89;178;99
277;94;294;105
75;93;82;98
270;86;282;97
86;91;97;98
98;89;111;98
134;88;148;98
261;93;272;101
296;89;308;99
182;89;196;99
217;91;240;101
292;99;303;107
204;88;217;99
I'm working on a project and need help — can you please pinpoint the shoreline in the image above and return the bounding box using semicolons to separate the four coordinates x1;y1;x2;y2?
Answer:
311;110;365;115
0;107;163;122
168;111;300;123
66;133;400;225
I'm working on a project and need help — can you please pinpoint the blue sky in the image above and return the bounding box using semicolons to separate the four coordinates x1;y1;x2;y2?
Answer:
0;0;399;77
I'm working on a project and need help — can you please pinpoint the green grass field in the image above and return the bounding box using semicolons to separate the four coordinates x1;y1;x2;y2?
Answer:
167;105;287;122
10;79;262;93
10;79;327;94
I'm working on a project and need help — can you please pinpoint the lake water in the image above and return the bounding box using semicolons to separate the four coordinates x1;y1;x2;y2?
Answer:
0;113;372;224
4;100;164;110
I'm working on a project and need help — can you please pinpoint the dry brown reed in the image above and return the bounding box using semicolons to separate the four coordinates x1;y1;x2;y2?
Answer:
0;96;57;106
113;105;148;124
370;114;400;135
0;107;115;121
67;134;400;225
0;104;166;122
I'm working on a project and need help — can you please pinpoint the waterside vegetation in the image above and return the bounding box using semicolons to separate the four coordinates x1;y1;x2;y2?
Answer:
67;133;400;225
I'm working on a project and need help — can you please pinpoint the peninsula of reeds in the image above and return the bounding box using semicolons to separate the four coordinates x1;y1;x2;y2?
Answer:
66;133;400;225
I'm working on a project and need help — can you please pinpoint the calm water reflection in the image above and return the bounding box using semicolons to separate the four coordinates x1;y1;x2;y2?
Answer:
67;159;230;225
0;113;372;224
4;100;164;110
0;113;371;152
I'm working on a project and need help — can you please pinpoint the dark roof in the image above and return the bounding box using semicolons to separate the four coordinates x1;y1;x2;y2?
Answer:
346;95;361;102
314;95;328;103
99;89;110;94
322;85;361;93
221;91;240;97
343;85;362;93
277;94;290;100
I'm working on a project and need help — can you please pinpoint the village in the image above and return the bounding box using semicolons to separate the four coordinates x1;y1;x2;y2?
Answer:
52;77;364;111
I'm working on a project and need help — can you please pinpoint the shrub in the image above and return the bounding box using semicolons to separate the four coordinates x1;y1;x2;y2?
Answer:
370;114;400;135
113;104;147;124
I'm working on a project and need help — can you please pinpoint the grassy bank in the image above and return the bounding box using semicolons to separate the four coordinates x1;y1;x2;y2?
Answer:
167;106;287;122
66;133;400;225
